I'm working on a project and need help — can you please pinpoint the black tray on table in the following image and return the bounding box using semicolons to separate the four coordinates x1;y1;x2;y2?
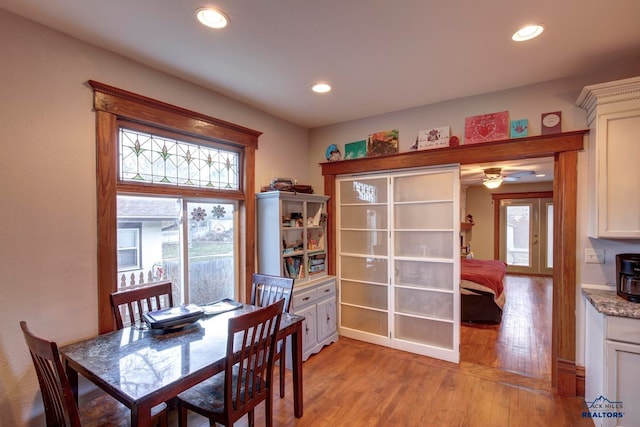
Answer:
143;303;204;330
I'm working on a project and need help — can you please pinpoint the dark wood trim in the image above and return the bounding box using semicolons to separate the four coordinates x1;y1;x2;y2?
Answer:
321;130;585;176
321;130;587;396
491;191;554;260
92;82;261;334
576;365;586;397
553;150;578;395
96;110;118;333
88;80;261;148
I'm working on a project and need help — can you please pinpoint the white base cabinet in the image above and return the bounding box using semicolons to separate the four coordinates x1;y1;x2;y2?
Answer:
585;302;640;427
286;277;338;368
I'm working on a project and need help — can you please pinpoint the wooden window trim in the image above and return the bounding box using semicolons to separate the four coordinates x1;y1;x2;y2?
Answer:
91;80;261;333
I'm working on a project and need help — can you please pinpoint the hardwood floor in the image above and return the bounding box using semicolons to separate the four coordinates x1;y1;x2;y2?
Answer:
174;275;593;426
461;274;553;383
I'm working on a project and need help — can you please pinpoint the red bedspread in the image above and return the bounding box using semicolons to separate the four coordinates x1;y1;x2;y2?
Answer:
461;258;506;296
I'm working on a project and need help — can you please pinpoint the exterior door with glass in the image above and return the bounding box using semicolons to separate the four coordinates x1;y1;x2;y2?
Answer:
499;197;553;275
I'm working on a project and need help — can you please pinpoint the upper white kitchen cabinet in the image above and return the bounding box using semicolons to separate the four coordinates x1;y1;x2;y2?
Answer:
577;76;640;238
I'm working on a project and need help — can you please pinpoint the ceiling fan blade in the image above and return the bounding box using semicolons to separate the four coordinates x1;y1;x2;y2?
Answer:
506;170;536;178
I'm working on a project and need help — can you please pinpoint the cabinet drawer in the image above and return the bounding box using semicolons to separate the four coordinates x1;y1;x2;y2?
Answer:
292;288;317;310
317;282;336;299
606;315;640;344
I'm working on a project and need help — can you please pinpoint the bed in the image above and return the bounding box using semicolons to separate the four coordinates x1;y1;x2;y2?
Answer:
460;258;506;324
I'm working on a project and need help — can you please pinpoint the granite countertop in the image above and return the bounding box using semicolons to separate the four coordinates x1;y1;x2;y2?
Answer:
583;288;640;319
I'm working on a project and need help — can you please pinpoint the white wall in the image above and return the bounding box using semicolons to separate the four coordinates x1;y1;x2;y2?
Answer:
0;9;309;426
308;67;640;369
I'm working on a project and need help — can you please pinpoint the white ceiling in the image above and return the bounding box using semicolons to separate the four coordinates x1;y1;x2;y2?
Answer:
1;0;639;129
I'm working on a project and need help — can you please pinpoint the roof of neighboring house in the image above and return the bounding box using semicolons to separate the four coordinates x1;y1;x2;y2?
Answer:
117;196;181;220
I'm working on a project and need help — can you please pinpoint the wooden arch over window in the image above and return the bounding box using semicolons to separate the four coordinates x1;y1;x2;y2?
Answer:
89;80;261;334
321;130;587;397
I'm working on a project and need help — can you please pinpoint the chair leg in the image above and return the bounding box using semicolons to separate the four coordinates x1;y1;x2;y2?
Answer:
157;411;168;427
279;336;286;398
265;394;273;427
178;403;188;427
248;408;255;427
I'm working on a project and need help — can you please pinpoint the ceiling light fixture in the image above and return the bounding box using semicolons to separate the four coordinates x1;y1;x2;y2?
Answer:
196;7;229;29
512;24;544;42
311;83;332;93
483;176;503;189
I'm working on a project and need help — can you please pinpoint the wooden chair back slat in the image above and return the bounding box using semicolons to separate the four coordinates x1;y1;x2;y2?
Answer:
110;281;174;329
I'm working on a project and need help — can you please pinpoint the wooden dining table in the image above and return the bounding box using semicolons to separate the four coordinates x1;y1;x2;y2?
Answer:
60;305;304;427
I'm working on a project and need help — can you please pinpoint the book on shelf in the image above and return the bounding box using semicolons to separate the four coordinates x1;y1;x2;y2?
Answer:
284;256;305;279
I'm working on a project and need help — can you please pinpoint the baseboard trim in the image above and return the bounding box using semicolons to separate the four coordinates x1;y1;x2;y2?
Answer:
557;358;577;397
576;365;585;397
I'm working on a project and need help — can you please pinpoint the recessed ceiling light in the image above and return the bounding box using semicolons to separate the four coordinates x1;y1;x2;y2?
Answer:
196;7;229;29
512;24;544;42
311;83;332;93
536;173;546;178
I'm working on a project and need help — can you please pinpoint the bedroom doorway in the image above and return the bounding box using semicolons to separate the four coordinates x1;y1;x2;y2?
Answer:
498;196;553;275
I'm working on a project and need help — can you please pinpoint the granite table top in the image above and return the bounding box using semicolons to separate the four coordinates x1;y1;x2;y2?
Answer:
582;288;640;320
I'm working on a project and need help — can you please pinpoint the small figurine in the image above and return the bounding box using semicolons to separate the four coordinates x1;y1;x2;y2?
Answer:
466;214;475;225
325;144;342;161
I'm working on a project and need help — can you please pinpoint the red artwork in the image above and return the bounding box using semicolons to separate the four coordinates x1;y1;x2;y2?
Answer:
464;111;510;144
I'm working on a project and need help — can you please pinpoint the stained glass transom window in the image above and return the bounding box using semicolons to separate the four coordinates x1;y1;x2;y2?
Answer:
119;128;240;190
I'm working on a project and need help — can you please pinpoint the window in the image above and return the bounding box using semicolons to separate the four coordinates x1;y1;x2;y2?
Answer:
117;223;141;271
92;81;261;333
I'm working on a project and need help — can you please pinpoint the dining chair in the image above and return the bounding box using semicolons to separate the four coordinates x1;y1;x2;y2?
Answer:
20;321;168;427
110;281;174;329
250;273;294;398
176;299;285;427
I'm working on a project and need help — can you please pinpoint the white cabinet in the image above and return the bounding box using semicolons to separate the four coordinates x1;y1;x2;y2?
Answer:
285;277;338;367
576;76;640;238
585;302;640;427
257;191;329;283
336;166;461;363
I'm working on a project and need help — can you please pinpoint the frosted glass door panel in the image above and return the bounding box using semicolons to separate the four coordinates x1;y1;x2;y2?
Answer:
341;280;387;309
340;255;388;283
394;231;453;258
395;288;453;320
340;205;387;229
340;179;388;204
340;231;388;255
341;305;388;336
394;173;454;202
395;260;453;290
394;315;453;349
395;202;454;229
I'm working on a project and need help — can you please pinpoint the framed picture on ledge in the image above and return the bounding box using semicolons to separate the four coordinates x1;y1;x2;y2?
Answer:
367;129;399;156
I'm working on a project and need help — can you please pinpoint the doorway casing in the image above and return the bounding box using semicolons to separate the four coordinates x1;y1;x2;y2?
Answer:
321;130;586;397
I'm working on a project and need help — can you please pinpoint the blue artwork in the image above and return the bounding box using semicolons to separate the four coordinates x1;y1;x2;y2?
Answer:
510;119;528;138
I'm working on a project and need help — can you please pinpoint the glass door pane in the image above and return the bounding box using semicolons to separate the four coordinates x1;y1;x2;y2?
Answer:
337;177;390;346
505;204;531;267
391;167;460;363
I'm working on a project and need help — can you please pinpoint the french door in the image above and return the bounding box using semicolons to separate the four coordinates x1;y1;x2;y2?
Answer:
337;165;460;363
498;197;553;275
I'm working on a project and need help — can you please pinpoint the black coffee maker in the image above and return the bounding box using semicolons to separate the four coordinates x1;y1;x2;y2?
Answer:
616;253;640;303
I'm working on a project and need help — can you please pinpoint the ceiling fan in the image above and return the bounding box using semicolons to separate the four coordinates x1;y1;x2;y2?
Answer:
482;167;535;188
